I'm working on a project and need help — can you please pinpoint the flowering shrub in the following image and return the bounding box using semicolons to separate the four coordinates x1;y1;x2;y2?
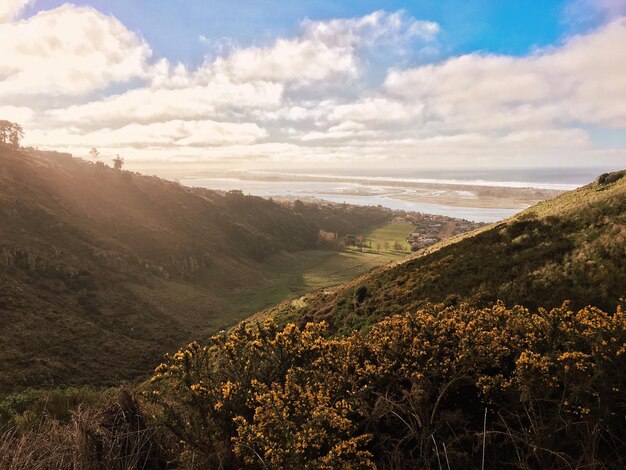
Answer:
150;302;626;469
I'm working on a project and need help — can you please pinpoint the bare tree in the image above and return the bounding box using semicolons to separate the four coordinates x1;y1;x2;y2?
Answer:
89;147;100;159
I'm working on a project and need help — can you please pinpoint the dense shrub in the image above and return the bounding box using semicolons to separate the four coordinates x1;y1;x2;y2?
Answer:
150;303;626;469
596;170;625;186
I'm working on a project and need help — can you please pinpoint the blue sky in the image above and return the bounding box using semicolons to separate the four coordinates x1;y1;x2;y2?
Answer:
24;0;590;65
2;0;626;172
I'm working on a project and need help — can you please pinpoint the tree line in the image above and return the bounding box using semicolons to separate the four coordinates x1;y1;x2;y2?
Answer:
0;122;125;171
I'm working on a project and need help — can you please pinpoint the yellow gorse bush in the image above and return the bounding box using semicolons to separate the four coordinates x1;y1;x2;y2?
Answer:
149;302;626;469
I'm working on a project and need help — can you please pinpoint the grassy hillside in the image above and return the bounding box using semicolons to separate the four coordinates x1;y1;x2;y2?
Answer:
262;171;626;333
2;170;624;469
0;148;396;393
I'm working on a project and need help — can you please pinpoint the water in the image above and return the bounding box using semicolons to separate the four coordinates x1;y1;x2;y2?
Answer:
181;176;526;223
293;192;520;222
282;167;611;188
246;172;580;191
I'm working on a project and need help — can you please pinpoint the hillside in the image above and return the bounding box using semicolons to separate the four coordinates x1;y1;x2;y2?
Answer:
0;148;394;393
262;170;626;332
2;168;624;469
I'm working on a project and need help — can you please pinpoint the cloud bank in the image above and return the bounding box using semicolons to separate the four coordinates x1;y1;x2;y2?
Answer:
1;4;624;172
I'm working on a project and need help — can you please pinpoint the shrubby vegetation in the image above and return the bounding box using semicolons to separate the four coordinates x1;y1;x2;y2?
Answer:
4;302;623;468
146;302;626;469
4;301;623;469
0;387;103;432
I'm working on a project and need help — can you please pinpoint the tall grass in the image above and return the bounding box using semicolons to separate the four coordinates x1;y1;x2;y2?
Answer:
0;390;166;470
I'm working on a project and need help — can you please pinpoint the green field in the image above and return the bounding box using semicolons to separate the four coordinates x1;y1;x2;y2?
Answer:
227;246;404;320
346;223;414;254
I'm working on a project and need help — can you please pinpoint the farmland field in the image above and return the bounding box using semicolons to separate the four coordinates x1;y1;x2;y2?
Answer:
226;243;407;320
218;223;416;323
345;223;415;254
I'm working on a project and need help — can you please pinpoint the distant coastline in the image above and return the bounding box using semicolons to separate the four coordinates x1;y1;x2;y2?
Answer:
242;171;582;191
180;171;572;223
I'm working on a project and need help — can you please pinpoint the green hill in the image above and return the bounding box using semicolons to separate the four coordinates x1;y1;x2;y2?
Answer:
2;168;624;469
0;148;394;393
262;170;626;333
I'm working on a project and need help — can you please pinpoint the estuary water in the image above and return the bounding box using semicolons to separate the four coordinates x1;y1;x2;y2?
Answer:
180;176;542;222
179;167;606;223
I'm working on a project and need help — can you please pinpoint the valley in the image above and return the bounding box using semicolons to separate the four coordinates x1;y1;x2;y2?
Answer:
2;3;625;466
1;152;624;469
0;148;478;393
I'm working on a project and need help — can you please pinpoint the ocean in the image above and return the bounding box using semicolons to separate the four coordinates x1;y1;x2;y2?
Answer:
180;167;612;223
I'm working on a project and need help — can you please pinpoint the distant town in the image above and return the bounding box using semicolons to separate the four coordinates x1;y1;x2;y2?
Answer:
316;208;486;254
396;213;486;251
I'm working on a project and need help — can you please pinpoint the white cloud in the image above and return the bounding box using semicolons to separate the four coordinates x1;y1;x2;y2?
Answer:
302;10;439;47
207;10;439;85
47;77;283;128
0;105;35;124
4;4;624;171
301;120;380;141
0;5;151;98
256;106;311;122
210;38;359;84
384;18;626;131
328;97;422;124
301;10;438;47
0;0;32;22
17;9;439;152
550;19;626;127
25;119;267;149
282;128;605;169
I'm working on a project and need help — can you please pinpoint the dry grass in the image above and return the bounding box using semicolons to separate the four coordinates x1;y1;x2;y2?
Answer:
0;391;167;470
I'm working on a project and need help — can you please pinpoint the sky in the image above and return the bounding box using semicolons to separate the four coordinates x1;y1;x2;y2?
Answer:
1;0;626;174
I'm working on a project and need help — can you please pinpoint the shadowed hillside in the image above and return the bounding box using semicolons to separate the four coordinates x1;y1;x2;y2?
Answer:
262;171;626;333
0;148;393;393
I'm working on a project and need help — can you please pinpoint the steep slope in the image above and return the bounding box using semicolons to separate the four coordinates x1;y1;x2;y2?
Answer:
0;148;392;392
262;171;626;333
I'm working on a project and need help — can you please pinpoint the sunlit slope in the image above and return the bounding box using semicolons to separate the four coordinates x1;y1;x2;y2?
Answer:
0;148;392;392
262;171;626;333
